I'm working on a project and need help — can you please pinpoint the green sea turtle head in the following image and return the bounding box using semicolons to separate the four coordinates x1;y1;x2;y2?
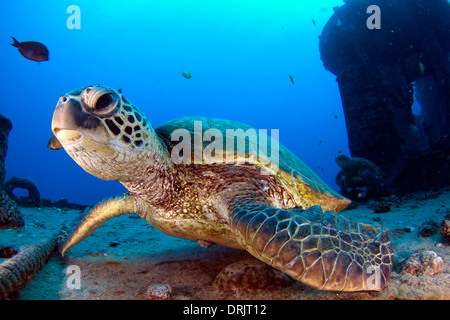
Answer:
335;154;352;169
51;84;166;182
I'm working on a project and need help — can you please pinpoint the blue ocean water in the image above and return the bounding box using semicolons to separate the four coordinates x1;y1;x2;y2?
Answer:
0;0;348;205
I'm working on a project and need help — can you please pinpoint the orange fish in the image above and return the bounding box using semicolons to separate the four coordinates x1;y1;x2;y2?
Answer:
10;37;49;62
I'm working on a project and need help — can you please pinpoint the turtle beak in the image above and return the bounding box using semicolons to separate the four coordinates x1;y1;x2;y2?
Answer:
51;92;116;156
51;95;84;145
52;95;79;132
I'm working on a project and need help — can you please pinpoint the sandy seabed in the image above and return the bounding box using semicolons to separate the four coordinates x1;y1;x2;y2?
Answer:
1;188;450;301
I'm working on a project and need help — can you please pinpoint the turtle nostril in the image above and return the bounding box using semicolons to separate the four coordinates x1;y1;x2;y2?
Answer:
59;96;68;103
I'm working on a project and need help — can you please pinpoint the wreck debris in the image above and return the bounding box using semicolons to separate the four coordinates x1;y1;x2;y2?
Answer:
0;235;57;299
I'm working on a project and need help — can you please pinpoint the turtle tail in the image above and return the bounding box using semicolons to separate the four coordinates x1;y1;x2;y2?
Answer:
229;201;393;291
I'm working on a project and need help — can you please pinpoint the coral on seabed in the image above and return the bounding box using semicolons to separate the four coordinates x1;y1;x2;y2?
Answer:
418;220;440;238
371;202;391;213
0;190;24;229
213;259;293;295
145;284;172;300
401;250;444;277
441;217;450;237
0;246;18;259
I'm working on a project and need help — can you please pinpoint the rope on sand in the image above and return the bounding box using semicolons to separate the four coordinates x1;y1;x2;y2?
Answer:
0;235;57;299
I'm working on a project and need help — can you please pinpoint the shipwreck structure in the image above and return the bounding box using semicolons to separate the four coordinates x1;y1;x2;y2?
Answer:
319;0;450;193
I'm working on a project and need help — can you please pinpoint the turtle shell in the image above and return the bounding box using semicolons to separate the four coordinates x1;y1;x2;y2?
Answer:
155;116;350;212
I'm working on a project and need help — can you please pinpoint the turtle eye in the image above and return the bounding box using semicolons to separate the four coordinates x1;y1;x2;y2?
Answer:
82;87;118;116
95;93;114;110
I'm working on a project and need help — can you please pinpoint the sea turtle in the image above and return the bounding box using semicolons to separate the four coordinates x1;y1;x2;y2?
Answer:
335;154;391;199
51;85;393;291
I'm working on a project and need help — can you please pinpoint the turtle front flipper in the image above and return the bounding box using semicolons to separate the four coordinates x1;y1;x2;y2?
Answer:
59;193;142;256
225;195;393;291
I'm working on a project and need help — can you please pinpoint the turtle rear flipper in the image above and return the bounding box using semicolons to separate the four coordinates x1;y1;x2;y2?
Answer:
226;195;393;292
